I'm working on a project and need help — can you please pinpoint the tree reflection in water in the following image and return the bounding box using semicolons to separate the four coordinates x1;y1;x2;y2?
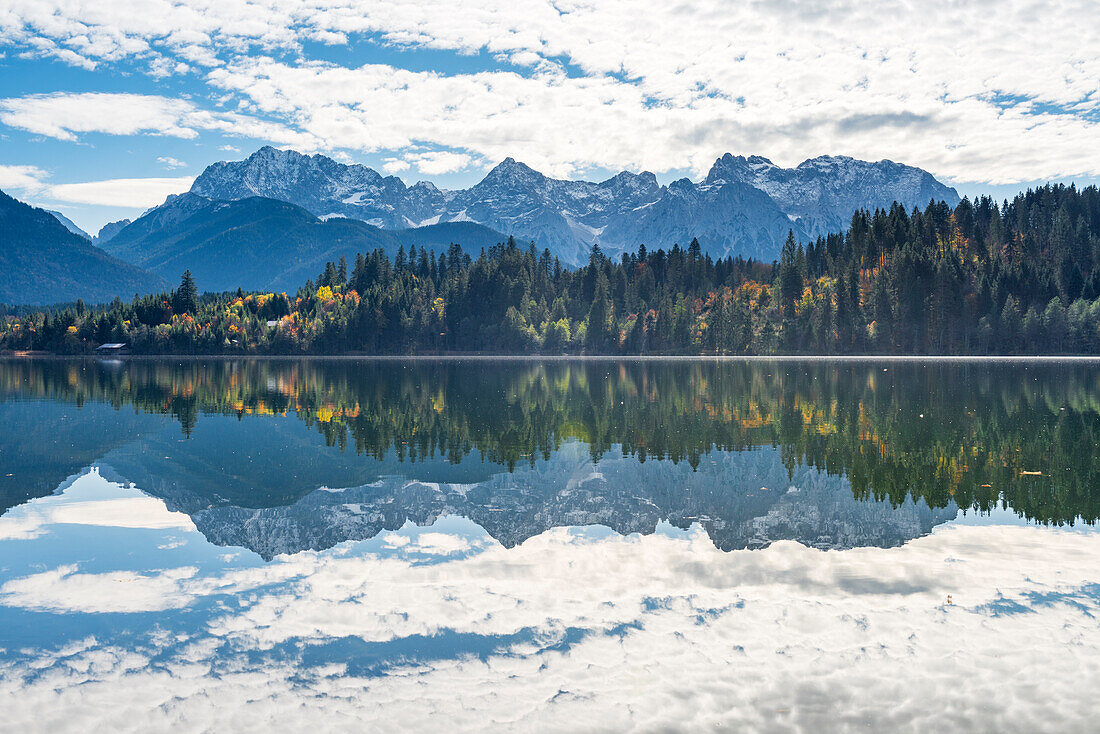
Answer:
2;358;1098;527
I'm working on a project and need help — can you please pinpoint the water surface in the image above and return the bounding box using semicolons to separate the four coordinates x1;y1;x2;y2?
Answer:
1;358;1098;732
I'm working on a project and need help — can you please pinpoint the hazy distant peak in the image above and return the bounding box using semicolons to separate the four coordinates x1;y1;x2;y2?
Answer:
94;218;132;244
46;210;91;240
600;170;660;188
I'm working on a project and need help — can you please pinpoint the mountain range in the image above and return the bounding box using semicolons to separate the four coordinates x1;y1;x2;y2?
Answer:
2;147;960;304
46;209;131;245
0;384;957;560
189;146;961;265
0;186;504;301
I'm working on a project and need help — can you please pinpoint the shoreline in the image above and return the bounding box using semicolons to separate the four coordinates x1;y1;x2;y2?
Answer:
5;353;1100;362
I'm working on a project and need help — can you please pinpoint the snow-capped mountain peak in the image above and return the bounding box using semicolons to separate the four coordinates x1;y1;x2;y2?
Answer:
186;148;960;266
477;157;546;189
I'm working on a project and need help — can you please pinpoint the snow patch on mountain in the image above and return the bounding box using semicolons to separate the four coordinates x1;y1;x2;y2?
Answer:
188;147;961;266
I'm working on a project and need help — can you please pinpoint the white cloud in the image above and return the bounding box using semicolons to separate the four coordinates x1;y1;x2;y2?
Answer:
0;163;48;192
46;176;194;208
381;157;410;174
0;1;1097;184
156;156;186;169
203;54;1100;184
3;521;1100;731
0;162;193;210
407;150;476;176
0;92;207;141
0;92;317;148
412;531;472;554
3;469;1100;731
204;58;694;178
0;564;201;613
0;514;46;541
0;470;197;541
46;496;196;530
147;55;190;79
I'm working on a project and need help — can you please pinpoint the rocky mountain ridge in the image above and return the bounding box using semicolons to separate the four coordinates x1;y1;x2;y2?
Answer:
188;146;961;265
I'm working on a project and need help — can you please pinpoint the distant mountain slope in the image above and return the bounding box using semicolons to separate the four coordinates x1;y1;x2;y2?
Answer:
189;146;961;265
47;210;91;239
93;218;131;245
601;176;799;261
0;190;165;305
705;153;962;237
103;194;505;292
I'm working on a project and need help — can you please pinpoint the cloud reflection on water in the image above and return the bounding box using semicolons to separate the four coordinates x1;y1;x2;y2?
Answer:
0;470;1099;732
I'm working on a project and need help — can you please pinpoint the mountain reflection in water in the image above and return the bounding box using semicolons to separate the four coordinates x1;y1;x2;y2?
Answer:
2;358;1100;732
99;441;954;559
2;358;1097;544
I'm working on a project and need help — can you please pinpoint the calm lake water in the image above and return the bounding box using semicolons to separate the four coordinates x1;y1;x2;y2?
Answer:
1;358;1099;732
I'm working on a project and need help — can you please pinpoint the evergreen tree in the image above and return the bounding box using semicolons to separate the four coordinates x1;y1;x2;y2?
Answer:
870;269;893;350
173;270;198;315
586;270;614;351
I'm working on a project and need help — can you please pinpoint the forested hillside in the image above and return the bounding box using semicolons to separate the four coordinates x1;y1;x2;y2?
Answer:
0;190;166;306
3;184;1098;355
101;193;505;292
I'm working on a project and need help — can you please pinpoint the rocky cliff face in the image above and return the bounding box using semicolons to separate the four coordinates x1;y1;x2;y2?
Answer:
187;147;961;266
92;218;131;244
191;146;413;228
705;153;961;237
180;442;957;559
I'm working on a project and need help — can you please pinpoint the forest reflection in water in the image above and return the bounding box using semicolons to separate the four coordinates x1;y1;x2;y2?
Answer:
2;357;1098;531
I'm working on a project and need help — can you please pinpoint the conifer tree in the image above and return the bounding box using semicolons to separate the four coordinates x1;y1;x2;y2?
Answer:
173;270;198;314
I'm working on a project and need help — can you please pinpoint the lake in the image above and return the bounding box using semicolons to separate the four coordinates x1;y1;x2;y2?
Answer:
1;357;1099;732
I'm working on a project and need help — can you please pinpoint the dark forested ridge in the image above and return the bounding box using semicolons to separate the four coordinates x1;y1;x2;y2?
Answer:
3;184;1100;355
99;193;506;292
0;189;167;306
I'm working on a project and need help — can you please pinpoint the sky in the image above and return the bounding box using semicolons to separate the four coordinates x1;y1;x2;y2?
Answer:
0;0;1098;235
